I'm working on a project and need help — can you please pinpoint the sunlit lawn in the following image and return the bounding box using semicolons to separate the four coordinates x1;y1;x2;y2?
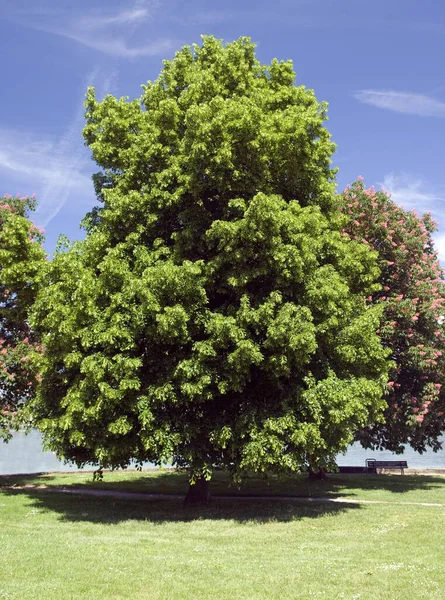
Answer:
1;470;445;599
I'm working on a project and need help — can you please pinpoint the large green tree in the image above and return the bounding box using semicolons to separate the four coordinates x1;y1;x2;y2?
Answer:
341;179;445;453
0;195;46;440
31;37;389;499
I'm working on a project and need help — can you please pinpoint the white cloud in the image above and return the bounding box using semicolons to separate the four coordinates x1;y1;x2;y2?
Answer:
381;173;443;213
36;70;97;225
4;0;176;58
97;8;150;26
0;68;118;226
49;30;175;58
354;90;445;118
434;234;445;264
0;127;93;227
381;173;445;264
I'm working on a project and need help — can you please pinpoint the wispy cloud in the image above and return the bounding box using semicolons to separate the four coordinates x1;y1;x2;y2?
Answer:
354;90;445;118
0;68;117;226
50;30;175;58
382;173;444;213
4;0;176;58
36;69;98;225
381;173;445;262
0;129;92;227
434;234;445;264
97;8;150;26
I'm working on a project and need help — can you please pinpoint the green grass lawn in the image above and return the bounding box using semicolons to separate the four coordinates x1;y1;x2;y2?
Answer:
1;470;445;599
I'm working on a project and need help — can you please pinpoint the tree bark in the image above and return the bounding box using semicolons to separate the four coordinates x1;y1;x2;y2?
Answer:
308;467;328;480
183;476;212;505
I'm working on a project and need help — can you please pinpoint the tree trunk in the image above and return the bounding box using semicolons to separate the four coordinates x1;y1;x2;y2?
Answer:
184;476;212;505
308;467;328;480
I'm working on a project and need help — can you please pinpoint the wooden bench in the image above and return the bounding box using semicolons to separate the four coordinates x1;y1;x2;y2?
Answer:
365;459;408;475
338;466;370;474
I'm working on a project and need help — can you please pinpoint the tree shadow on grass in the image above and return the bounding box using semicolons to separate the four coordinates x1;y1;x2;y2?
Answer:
2;469;444;498
211;472;445;499
1;485;363;525
0;472;63;486
1;469;445;526
327;473;445;496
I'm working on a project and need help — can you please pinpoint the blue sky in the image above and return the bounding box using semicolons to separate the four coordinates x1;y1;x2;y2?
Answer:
1;0;444;260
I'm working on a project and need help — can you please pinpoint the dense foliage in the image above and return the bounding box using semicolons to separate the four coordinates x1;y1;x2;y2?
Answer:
0;195;46;440
341;179;445;452
31;37;390;482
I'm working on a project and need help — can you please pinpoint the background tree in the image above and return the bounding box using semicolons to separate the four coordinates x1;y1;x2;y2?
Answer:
0;195;46;441
341;179;445;453
31;37;390;499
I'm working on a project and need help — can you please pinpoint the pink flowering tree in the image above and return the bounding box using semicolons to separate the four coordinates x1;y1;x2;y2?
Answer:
0;195;46;441
341;179;445;453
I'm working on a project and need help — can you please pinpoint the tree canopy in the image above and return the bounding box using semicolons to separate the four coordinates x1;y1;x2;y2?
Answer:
0;195;46;440
31;36;390;486
341;179;445;453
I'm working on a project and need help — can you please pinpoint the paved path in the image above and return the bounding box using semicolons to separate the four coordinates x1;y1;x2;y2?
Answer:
2;484;445;507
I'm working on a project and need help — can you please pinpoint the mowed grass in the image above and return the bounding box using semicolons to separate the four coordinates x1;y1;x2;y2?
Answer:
1;471;445;599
